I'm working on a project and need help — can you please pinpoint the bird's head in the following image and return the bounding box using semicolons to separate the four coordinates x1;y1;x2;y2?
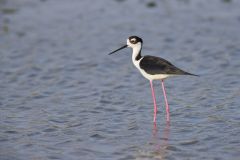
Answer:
127;36;143;48
108;36;143;55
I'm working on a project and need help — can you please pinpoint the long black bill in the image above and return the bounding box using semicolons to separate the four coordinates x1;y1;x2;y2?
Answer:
108;45;128;55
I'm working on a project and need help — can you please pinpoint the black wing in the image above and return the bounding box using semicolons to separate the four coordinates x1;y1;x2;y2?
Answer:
139;55;195;75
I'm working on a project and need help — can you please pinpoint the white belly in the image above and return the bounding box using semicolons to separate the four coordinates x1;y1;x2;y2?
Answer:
139;68;172;80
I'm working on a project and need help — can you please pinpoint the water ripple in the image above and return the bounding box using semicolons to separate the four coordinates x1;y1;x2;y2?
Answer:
1;0;240;160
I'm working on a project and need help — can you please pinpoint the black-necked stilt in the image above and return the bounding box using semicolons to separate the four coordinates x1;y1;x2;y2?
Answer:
108;36;197;122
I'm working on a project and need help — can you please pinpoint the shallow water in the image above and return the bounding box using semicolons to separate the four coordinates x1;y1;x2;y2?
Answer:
0;0;240;159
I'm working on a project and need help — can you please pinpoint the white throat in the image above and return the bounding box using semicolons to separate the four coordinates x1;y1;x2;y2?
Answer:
130;43;142;71
131;43;142;62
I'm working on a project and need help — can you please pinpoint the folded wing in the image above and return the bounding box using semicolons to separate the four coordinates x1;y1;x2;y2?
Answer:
140;55;195;75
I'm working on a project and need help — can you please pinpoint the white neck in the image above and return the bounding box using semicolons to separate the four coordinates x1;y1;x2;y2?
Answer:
131;43;142;63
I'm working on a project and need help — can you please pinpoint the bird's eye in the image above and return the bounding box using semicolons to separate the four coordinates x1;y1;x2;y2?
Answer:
130;38;137;44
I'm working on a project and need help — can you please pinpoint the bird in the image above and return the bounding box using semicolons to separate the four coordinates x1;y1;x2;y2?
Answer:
108;36;197;122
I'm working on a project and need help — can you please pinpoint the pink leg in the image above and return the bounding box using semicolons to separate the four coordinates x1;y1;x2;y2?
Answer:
161;80;170;121
150;80;158;122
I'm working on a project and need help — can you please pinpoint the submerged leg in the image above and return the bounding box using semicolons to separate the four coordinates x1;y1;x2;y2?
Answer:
150;80;158;122
161;80;170;121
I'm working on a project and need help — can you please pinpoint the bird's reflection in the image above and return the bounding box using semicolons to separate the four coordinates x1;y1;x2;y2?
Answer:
136;117;171;159
151;120;170;160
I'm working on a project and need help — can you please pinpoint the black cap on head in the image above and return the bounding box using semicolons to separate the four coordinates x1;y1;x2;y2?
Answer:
128;36;143;44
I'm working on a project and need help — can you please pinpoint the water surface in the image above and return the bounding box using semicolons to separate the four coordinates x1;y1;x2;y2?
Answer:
1;0;240;159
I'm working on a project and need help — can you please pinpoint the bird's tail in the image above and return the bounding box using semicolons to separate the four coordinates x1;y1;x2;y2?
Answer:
184;72;199;77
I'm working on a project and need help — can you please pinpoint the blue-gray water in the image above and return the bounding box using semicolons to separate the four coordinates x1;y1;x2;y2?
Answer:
1;0;240;159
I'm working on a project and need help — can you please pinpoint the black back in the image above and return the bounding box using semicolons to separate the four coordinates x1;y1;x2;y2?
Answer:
140;55;195;75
